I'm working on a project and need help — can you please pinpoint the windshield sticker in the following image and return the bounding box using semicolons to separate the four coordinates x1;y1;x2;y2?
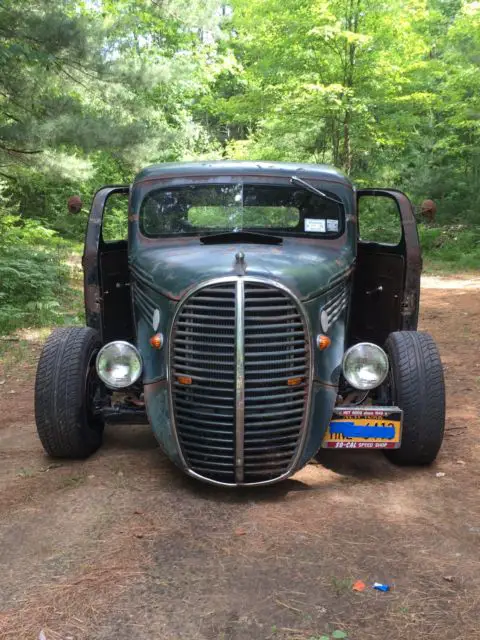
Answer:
305;218;326;233
326;219;339;232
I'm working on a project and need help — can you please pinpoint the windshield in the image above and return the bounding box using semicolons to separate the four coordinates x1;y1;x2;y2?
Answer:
140;184;344;237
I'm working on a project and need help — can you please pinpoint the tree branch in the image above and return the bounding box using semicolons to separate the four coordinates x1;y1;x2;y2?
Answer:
1;111;22;123
0;170;17;181
0;143;43;154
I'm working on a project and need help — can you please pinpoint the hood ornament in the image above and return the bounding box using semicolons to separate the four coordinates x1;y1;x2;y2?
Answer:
234;251;247;274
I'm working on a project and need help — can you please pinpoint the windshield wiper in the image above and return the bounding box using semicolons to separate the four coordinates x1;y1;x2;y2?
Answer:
290;175;343;206
200;230;283;245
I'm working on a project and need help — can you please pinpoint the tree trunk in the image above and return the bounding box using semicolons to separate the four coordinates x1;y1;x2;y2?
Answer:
343;110;352;174
339;0;360;173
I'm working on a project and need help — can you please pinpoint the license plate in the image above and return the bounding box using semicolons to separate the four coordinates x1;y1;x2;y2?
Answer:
322;407;402;449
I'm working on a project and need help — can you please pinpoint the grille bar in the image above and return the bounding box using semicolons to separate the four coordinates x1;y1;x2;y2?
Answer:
235;279;245;484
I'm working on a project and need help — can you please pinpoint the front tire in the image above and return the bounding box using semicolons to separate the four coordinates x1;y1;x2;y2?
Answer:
384;331;445;465
35;327;104;458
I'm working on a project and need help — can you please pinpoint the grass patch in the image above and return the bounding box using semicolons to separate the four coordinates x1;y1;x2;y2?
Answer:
17;467;36;479
330;577;353;596
420;225;480;273
60;474;87;489
0;339;33;366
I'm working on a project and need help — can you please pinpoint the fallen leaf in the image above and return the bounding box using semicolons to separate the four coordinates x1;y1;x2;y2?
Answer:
134;533;144;539
352;580;366;592
443;575;455;582
332;631;348;639
456;460;466;465
0;380;5;385
235;527;246;536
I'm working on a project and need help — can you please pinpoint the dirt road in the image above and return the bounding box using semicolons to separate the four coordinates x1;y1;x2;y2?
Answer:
1;278;480;640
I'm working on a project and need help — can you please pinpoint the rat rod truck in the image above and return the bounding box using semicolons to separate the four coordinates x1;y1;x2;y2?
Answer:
35;161;445;486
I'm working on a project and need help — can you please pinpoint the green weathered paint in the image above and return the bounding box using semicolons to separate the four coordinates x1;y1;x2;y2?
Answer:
131;238;353;302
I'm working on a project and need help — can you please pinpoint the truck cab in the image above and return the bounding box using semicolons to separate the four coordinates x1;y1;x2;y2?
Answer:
35;161;445;486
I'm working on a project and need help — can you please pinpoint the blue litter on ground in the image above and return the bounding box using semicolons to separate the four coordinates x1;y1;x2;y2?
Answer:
373;582;391;592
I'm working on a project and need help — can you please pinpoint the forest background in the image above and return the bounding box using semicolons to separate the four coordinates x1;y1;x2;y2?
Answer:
1;0;479;334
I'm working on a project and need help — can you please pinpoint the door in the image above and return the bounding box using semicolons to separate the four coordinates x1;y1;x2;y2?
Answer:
83;186;134;343
99;190;133;343
349;189;422;346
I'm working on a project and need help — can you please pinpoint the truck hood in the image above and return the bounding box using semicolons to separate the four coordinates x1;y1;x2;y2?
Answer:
131;237;354;302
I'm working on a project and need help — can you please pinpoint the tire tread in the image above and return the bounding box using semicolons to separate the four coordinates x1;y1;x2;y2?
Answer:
385;331;445;465
34;327;103;458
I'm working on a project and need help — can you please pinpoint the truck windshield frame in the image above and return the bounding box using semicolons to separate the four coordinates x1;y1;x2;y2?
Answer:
139;183;345;239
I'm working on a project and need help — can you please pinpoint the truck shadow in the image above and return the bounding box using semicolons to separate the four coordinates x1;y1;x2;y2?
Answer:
315;448;399;479
102;425;412;503
103;424;158;452
171;450;406;505
174;472;310;503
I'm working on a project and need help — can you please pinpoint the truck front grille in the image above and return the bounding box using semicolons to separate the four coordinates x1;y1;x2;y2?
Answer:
170;278;310;486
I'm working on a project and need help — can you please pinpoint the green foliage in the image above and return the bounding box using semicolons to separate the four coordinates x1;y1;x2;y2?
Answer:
0;0;224;202
308;631;348;640
102;192;129;241
0;213;75;334
359;196;402;245
206;0;480;228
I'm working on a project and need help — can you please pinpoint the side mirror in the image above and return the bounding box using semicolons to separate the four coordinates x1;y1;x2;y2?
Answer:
68;195;83;214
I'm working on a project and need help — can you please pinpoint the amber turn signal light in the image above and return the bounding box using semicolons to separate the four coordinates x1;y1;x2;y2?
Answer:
287;376;303;386
316;334;331;350
149;333;164;349
177;375;192;385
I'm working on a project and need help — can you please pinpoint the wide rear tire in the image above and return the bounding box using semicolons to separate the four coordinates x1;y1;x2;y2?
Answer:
383;331;445;465
35;327;104;458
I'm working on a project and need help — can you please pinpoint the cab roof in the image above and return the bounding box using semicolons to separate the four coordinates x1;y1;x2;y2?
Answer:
134;160;352;188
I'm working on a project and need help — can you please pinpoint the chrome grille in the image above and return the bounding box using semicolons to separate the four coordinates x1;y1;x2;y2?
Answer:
171;283;236;483
171;278;310;486
243;283;309;483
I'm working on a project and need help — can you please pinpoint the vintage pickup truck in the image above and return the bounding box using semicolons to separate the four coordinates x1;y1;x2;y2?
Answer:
35;161;445;486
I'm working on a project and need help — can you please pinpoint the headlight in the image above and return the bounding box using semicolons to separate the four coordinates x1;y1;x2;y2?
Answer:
96;341;143;389
342;342;389;390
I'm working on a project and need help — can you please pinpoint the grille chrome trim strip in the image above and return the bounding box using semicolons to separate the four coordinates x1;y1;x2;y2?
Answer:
235;279;245;483
167;275;313;487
